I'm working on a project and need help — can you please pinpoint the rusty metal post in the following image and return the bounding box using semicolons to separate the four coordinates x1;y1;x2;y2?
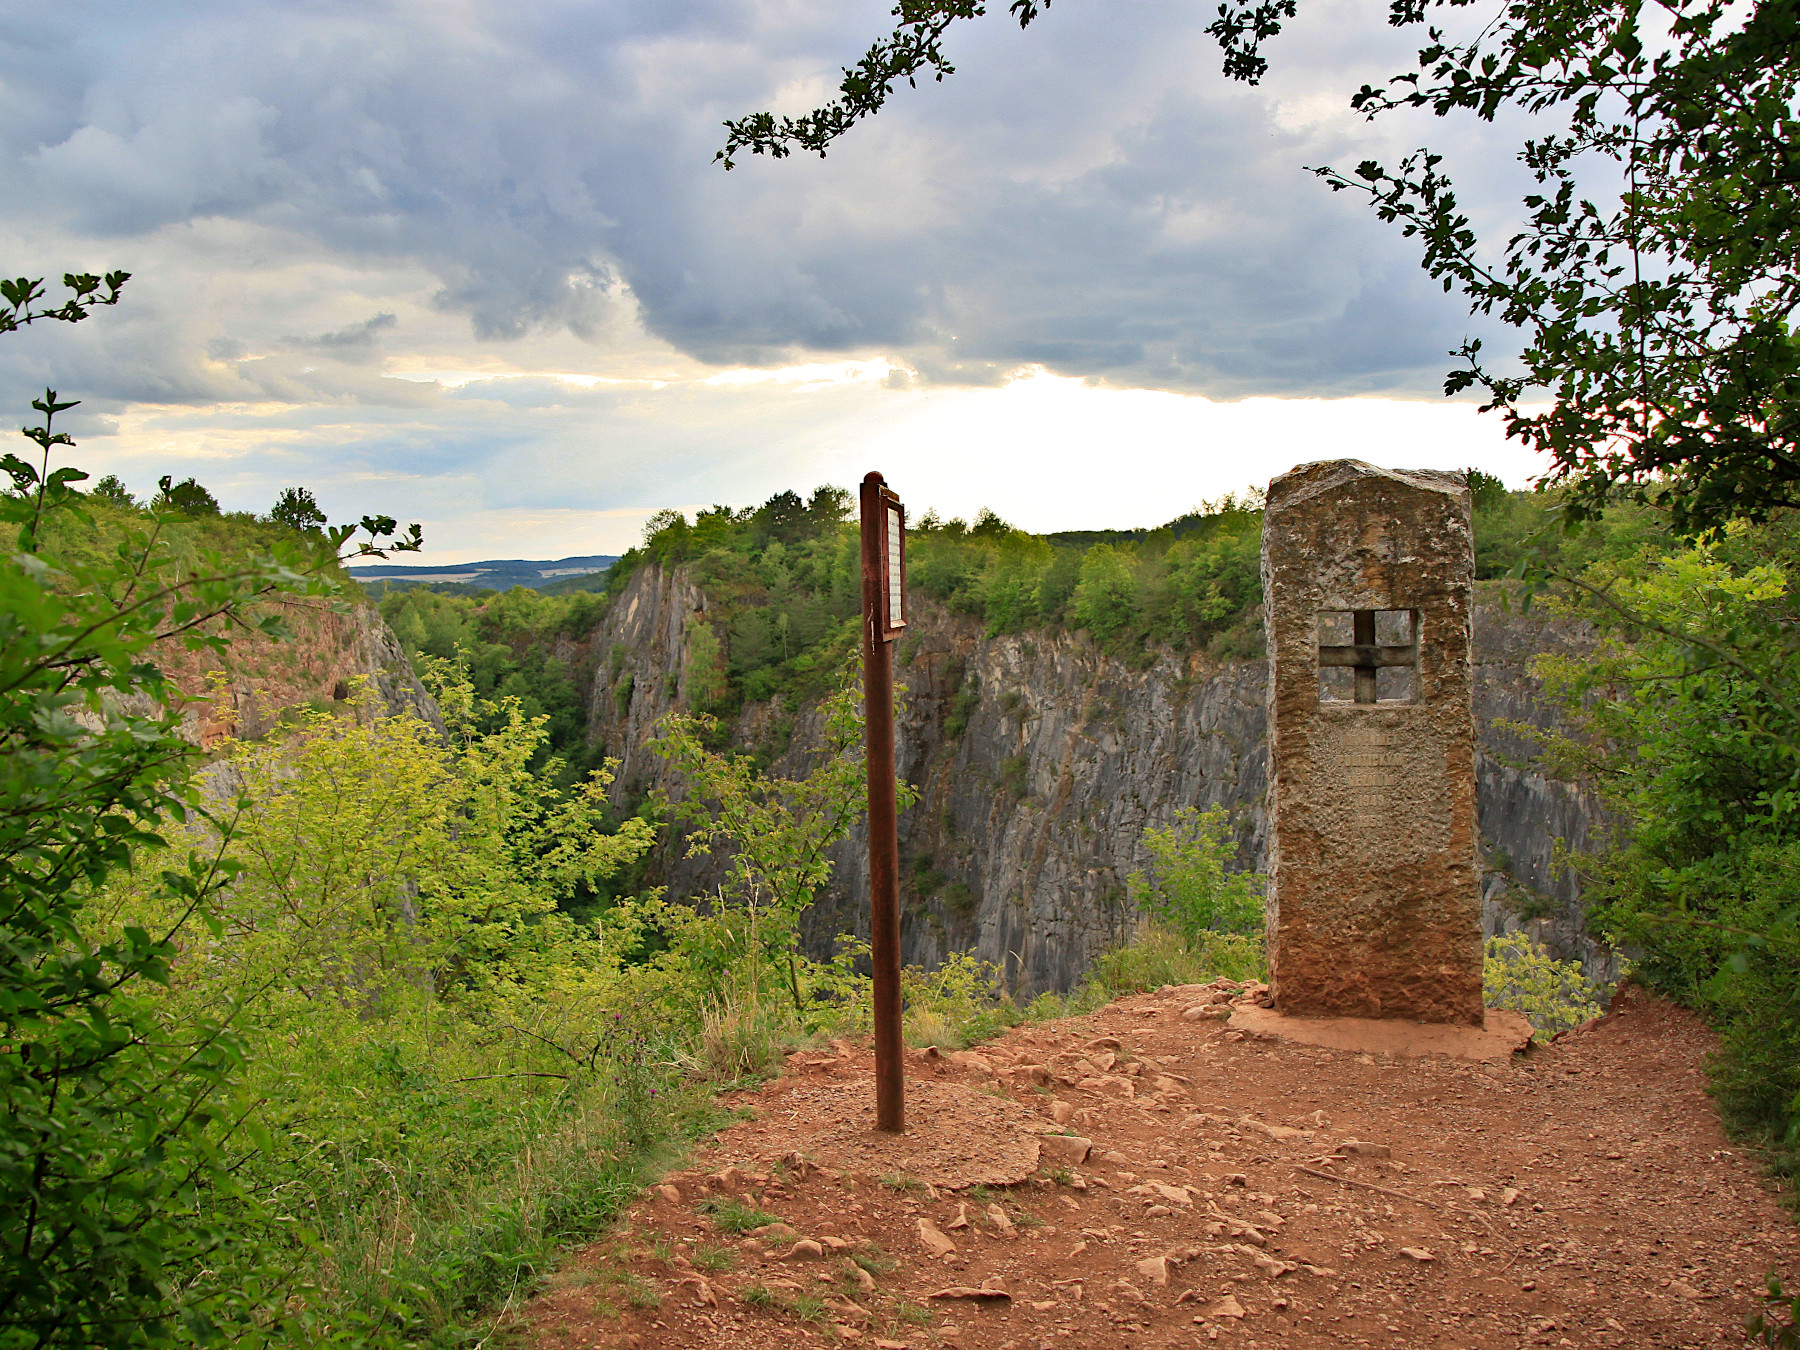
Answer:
860;471;904;1133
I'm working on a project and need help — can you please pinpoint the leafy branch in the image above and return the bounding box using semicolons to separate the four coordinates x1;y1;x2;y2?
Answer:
0;272;129;336
717;0;1051;167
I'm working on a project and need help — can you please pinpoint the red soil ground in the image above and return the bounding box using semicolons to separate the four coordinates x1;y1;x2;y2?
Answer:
516;983;1798;1350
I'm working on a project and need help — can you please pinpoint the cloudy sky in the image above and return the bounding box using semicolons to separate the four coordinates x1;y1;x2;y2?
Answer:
2;0;1548;561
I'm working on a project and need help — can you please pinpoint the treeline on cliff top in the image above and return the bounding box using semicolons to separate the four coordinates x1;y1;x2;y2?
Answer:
38;476;353;582
379;474;1672;735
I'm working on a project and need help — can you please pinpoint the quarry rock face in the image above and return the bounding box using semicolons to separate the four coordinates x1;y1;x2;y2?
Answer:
588;559;1610;997
158;600;440;747
1261;459;1484;1025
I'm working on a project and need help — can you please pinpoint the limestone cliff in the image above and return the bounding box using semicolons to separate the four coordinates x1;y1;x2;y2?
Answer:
589;563;1614;995
152;598;440;746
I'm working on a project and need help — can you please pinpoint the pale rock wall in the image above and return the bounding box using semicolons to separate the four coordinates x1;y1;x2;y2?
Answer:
149;598;440;745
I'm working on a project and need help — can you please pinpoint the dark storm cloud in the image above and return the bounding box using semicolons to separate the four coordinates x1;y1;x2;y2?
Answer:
0;0;1514;402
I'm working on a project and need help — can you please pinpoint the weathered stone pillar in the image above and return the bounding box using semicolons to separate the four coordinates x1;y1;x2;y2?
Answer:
1261;460;1483;1024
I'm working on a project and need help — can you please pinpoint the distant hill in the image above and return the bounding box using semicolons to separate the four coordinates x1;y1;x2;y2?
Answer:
348;554;618;593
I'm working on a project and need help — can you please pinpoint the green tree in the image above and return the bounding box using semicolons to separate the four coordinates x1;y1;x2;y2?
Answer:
151;475;220;516
202;670;654;1012
1070;542;1137;647
806;483;854;530
683;616;729;709
650;658;916;1014
1310;0;1800;535
1127;805;1265;939
267;485;326;533
1466;468;1508;515
0;271;420;1345
721;0;1800;534
753;489;811;547
88;474;134;508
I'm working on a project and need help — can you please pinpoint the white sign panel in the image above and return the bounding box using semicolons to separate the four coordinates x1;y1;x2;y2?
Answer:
887;506;904;628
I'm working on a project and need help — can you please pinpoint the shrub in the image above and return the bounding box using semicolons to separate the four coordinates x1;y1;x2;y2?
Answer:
1482;934;1609;1041
0;273;424;1346
1528;536;1800;1169
999;754;1029;799
1091;926;1265;995
1128;805;1264;938
653;659;914;1017
700;998;795;1080
903;1007;965;1051
945;666;979;740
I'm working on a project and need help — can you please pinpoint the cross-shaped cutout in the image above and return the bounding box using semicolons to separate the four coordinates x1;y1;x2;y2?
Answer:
1318;609;1417;704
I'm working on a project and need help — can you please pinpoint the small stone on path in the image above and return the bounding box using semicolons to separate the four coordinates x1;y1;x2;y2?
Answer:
916;1218;957;1257
928;1286;1011;1301
1040;1134;1093;1164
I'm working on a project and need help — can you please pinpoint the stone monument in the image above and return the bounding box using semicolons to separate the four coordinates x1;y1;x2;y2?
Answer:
1261;459;1483;1025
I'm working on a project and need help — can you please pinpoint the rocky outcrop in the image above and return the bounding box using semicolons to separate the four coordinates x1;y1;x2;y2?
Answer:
583;566;713;795
155;599;439;746
588;563;1613;995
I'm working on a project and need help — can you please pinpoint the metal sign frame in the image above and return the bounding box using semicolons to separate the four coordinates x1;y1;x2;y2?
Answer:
872;484;906;641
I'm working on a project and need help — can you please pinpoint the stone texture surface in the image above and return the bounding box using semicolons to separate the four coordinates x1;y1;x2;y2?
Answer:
585;558;1604;997
1262;459;1483;1024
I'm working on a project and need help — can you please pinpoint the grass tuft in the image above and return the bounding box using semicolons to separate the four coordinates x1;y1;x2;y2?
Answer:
699;1195;782;1235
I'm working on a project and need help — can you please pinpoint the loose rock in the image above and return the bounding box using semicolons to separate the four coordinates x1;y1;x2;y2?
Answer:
916;1218;957;1257
928;1287;1011;1301
1040;1134;1093;1165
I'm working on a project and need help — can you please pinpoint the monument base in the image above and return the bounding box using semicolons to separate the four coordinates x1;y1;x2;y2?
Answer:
1226;1006;1534;1062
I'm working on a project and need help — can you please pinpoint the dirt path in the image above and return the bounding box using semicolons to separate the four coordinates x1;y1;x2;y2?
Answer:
519;985;1797;1349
